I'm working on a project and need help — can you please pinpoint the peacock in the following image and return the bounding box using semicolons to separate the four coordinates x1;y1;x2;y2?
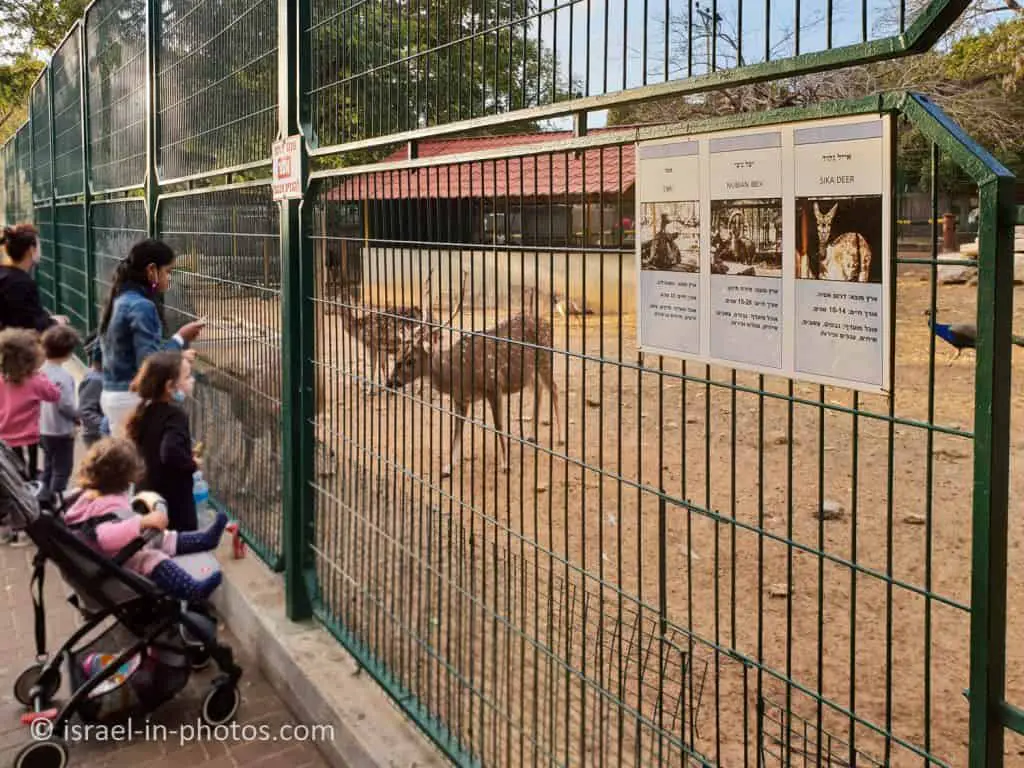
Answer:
927;313;1024;364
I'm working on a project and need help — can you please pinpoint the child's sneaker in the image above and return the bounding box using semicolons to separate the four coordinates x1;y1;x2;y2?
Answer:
6;531;31;548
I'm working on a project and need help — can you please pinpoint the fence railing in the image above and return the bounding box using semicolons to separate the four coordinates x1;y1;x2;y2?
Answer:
0;0;1020;765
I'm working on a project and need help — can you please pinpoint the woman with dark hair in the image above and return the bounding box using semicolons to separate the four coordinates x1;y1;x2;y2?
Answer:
99;238;205;438
0;223;68;331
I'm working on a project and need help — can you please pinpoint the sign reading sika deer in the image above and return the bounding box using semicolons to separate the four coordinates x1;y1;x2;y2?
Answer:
386;275;565;478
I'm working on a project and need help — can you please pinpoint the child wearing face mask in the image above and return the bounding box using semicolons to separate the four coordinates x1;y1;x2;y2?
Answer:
126;351;201;531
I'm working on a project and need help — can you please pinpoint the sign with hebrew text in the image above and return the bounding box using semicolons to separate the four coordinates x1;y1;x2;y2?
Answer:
636;115;892;394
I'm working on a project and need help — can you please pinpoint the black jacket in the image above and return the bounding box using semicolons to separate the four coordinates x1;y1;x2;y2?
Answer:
0;266;54;332
132;401;198;532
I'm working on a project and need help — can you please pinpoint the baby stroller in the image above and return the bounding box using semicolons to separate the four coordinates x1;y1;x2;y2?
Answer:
0;441;243;768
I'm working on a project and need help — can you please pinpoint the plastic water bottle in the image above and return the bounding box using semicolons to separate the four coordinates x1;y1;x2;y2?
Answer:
193;471;215;529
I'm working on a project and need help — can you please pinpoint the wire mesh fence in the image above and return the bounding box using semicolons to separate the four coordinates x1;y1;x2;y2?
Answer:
52;28;85;200
85;0;147;193
89;198;148;321
14;125;33;222
34;204;56;312
158;184;283;564
301;118;1015;766
54;202;90;330
156;0;278;182
30;78;52;205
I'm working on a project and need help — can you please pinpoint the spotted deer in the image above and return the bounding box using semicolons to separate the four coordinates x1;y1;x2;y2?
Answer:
813;202;873;281
385;275;565;478
337;269;433;392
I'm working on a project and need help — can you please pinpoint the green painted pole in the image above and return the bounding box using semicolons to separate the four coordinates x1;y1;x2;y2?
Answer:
79;22;95;332
967;172;1014;768
280;0;314;620
47;65;60;315
145;0;159;238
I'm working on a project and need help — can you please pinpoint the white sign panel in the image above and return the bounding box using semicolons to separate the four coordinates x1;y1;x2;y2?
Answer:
708;132;784;370
272;136;302;201
635;115;891;394
636;141;702;357
792;120;888;388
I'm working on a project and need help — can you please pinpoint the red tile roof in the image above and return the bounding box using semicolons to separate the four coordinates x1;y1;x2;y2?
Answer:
327;130;637;202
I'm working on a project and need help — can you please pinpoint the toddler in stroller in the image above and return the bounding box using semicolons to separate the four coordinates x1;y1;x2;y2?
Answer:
65;438;230;601
0;438;243;768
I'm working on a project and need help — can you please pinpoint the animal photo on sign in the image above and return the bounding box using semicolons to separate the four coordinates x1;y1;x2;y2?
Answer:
795;196;882;283
709;198;783;277
639;202;700;273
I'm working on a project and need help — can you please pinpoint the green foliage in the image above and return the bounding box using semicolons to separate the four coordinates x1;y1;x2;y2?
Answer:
944;16;1024;93
0;57;43;142
0;0;87;142
0;0;88;55
309;0;572;159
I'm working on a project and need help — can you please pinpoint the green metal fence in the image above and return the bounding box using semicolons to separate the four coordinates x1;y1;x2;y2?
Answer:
0;0;1020;765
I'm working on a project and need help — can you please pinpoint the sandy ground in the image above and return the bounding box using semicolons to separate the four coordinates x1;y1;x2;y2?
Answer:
177;266;1024;767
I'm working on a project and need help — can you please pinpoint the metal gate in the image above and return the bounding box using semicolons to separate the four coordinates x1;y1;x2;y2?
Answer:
0;0;1020;764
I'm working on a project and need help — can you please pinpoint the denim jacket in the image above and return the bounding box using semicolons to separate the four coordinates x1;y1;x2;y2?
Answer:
101;283;184;392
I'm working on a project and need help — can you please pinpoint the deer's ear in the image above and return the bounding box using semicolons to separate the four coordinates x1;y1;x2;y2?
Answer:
813;202;821;216
827;204;838;218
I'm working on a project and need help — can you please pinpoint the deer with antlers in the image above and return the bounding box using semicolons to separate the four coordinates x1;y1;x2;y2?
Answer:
386;274;566;478
336;270;433;392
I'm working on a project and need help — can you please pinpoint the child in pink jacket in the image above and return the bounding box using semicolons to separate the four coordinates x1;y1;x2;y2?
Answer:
0;328;61;477
0;329;61;546
64;438;228;601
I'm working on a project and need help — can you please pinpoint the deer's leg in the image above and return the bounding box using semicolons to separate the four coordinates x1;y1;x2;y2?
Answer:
486;392;509;474
366;344;379;396
239;424;255;497
541;358;565;446
443;402;467;479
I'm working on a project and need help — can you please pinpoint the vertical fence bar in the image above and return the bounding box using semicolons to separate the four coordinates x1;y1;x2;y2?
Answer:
145;0;158;237
282;0;314;620
47;65;60;313
967;169;1015;768
79;21;94;332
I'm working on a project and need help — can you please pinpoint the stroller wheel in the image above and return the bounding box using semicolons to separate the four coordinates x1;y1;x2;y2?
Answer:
190;647;212;671
14;739;68;768
201;682;240;726
14;664;62;708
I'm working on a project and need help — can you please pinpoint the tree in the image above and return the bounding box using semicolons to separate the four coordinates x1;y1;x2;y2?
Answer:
0;56;41;140
0;0;88;142
309;0;573;164
607;11;1024;178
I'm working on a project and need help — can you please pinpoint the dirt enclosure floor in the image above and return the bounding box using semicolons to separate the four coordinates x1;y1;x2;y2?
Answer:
185;266;1024;767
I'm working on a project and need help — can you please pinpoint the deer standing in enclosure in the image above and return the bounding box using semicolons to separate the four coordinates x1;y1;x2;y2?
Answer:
386;275;566;478
336;270;432;392
811;202;873;281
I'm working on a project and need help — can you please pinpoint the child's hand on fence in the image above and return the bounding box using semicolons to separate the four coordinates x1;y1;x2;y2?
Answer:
178;319;206;343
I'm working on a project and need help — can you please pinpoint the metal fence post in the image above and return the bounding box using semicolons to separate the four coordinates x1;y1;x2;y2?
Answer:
79;22;95;333
280;0;314;621
967;171;1015;768
145;0;159;238
47;66;60;314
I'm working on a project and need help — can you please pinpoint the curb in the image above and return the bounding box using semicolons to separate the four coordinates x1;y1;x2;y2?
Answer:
210;540;448;768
